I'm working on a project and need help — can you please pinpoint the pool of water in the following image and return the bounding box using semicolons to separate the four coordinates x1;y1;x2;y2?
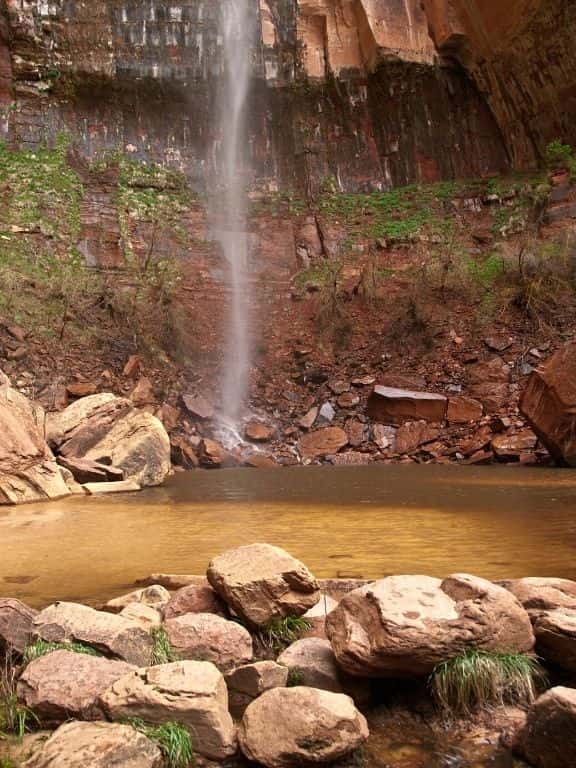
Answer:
2;464;576;607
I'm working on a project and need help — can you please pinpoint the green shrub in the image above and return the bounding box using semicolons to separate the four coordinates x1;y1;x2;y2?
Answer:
259;616;312;653
127;719;194;768
431;649;545;714
0;654;37;742
545;140;574;169
23;639;100;664
151;628;180;666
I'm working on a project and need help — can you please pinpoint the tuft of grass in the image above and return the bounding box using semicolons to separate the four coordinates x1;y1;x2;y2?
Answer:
430;649;546;715
259;616;312;653
23;639;100;664
151;627;180;666
127;719;194;768
0;653;38;742
286;667;305;687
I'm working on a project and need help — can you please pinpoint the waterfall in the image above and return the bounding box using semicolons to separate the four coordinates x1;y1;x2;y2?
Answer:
215;0;255;432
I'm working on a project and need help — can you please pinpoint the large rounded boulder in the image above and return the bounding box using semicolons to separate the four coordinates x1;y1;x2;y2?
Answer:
515;687;576;768
164;613;253;670
326;574;534;677
207;544;320;627
23;720;162;768
238;687;368;768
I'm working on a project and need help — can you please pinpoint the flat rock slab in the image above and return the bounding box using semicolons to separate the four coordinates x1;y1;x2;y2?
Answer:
367;386;447;425
99;660;236;760
83;480;141;495
327;573;534;677
298;427;348;460
23;721;162;768
32;602;154;666
239;686;369;768
18;650;135;723
207;543;320;627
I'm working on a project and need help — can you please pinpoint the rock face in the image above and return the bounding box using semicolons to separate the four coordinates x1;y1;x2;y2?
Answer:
327;574;534;677
0;381;70;505
207;544;320;627
520;342;576;466
0;598;37;652
18;650;135;723
164;613;253;670
23;721;162;768
515;687;576;768
503;577;576;671
238;687;369;768
367;386;447;425
99;661;237;760
32;602;154;666
46;393;171;487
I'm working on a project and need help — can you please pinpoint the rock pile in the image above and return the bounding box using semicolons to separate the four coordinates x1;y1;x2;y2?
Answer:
1;544;574;768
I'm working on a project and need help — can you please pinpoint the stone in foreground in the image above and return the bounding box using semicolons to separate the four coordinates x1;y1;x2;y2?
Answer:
0;598;37;652
520;341;576;466
326;574;534;677
239;687;368;768
226;660;288;698
515;687;576;768
22;721;162;768
32;602;153;666
207;543;320;627
164;612;253;669
367;386;447;425
18;650;134;723
99;661;236;760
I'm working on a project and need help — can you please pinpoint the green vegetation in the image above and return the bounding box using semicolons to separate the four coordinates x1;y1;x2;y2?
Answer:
286;668;305;687
23;639;100;665
127;719;195;768
0;655;37;742
431;649;545;714
259;616;312;653
0;757;18;768
545;140;576;181
151;628;180;666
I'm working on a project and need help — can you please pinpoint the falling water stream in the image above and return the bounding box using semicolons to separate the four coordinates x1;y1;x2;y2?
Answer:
214;0;255;434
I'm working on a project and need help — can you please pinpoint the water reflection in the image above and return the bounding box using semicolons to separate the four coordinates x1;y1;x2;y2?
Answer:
1;465;576;607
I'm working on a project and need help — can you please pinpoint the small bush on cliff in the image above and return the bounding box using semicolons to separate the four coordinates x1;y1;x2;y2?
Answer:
127;719;195;768
431;649;545;714
545;140;574;169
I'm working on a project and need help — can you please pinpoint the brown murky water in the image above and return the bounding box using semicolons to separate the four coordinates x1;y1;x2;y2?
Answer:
2;464;576;607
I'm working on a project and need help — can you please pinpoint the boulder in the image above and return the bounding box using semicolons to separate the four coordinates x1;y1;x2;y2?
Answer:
46;393;170;487
226;661;288;698
326;574;534;677
22;721;162;768
0;383;70;505
57;456;124;484
32;602;154;666
299;407;318;430
238;687;369;768
277;638;344;693
447;396;483;424
245;421;276;443
119;604;162;630
515;687;576;768
502;577;576;671
302;594;339;639
0;598;37;652
395;421;440;454
164;613;253;670
298;427;348;460
99;661;236;760
492;430;538;460
207;543;320;627
105;585;171;614
181;394;214;420
66;382;98;398
520;341;576;465
163;583;227;620
199;438;239;468
17;650;134;723
367;386;447;425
